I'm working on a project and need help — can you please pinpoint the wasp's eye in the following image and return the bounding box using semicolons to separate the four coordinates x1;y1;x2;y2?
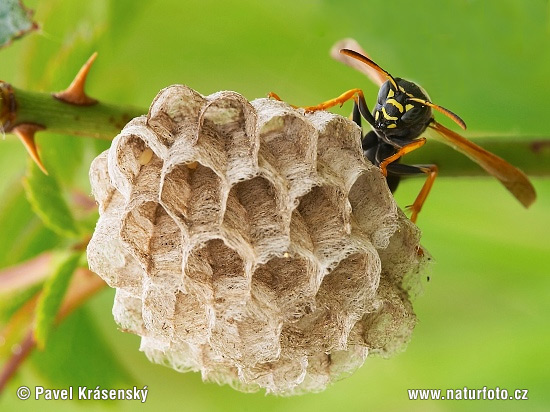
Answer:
400;107;423;124
377;82;390;105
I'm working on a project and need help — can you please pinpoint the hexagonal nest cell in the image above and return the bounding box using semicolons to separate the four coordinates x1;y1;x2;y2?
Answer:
87;85;430;395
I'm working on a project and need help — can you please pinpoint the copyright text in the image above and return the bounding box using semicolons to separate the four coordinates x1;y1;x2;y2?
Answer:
16;385;148;402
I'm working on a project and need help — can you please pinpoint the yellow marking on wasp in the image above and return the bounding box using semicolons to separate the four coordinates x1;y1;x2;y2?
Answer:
399;86;406;93
387;89;394;98
382;107;398;121
386;98;404;113
375;110;380;121
405;104;415;111
386;123;397;129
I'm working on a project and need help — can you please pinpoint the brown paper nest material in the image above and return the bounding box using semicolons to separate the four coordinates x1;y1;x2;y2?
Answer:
87;85;429;395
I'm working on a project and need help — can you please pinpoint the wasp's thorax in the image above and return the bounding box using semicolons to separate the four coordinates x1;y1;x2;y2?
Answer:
373;78;433;141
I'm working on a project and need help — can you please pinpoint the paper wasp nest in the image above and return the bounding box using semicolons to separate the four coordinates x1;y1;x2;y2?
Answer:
87;85;428;395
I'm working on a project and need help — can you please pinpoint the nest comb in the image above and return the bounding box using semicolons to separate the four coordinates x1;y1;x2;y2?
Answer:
87;85;429;395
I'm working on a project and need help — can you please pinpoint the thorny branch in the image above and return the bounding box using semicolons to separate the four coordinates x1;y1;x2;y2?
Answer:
1;53;548;177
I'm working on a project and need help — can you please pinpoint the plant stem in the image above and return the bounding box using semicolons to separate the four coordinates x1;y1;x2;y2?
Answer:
1;82;146;140
0;330;34;395
0;268;106;395
2;81;549;176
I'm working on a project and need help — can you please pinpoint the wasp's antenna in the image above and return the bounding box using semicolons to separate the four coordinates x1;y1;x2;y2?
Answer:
408;97;466;130
340;49;399;90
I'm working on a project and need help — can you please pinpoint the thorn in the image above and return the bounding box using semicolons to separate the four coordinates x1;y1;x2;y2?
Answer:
53;52;99;106
13;124;48;174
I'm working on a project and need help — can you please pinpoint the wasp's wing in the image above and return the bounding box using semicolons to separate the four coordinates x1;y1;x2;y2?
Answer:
331;38;386;87
427;121;536;207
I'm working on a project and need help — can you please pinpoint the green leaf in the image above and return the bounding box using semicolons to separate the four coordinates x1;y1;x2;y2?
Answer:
33;250;82;349
0;282;42;324
39;134;85;187
0;0;37;48
0;183;60;268
0;286;39;360
31;307;135;389
23;161;81;238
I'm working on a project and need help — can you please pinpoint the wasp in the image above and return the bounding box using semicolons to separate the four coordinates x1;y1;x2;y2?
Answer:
270;40;536;222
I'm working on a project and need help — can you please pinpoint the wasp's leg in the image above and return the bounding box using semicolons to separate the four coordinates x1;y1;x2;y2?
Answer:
269;88;375;122
353;92;375;127
378;138;426;177
267;92;299;109
269;89;360;111
352;101;362;127
302;88;362;111
386;163;438;223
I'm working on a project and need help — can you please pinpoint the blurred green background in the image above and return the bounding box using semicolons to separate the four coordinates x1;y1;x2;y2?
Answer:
1;0;549;411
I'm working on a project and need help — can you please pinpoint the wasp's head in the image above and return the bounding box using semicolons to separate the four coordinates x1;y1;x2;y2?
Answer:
339;49;466;140
373;78;433;139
